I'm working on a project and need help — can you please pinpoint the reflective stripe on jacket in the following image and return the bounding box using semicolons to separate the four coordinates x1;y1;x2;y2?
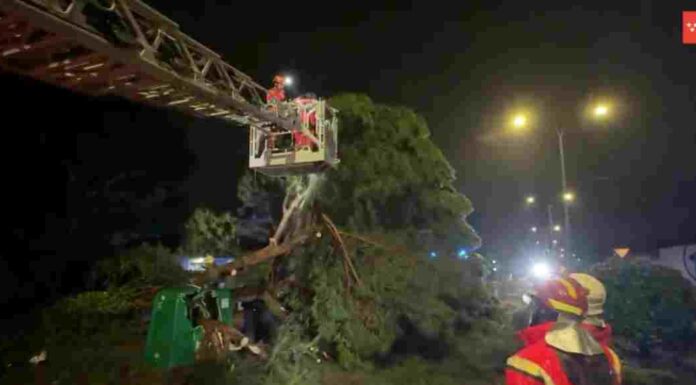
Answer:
505;340;621;385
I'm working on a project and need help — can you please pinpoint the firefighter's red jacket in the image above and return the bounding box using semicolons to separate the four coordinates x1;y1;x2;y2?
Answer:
506;323;621;385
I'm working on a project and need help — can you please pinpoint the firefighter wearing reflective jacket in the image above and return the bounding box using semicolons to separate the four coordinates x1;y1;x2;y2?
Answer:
516;273;614;348
267;75;286;104
256;75;287;157
293;93;317;151
505;276;622;385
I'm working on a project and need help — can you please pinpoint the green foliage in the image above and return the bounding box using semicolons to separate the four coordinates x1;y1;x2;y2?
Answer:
39;288;145;383
622;365;679;385
265;231;512;382
366;357;460;385
591;258;696;355
7;94;505;385
279;235;394;371
97;243;188;288
236;94;504;384
363;316;514;385
237;171;286;212
184;207;239;256
235;172;286;243
264;323;324;385
3;245;186;384
322;94;481;254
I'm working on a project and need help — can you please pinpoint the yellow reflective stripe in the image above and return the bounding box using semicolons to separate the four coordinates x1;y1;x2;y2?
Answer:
548;298;583;316
606;347;622;380
557;278;578;299
506;355;556;385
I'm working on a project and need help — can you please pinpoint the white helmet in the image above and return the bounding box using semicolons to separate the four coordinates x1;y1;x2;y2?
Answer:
569;273;606;317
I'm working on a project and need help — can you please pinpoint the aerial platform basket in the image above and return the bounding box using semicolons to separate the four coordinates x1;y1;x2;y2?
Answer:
249;99;339;176
0;0;340;177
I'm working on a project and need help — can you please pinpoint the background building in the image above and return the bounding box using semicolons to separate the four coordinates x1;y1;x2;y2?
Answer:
633;244;696;285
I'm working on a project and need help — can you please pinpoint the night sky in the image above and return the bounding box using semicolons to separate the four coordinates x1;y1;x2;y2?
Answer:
2;0;696;307
145;0;696;256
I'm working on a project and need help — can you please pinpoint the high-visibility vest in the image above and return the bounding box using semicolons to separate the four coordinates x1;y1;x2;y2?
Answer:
505;341;621;385
266;88;285;103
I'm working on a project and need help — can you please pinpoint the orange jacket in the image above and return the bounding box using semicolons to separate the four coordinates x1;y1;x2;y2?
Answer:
295;97;317;125
506;340;621;385
266;88;285;103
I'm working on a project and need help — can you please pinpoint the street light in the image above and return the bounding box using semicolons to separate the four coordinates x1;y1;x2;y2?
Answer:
501;99;616;257
531;226;538;233
531;262;551;279
553;225;561;232
512;114;527;129
526;195;536;204
593;104;609;117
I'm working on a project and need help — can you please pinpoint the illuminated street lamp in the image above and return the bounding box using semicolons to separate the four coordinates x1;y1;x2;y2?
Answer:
531;226;538;233
501;98;617;256
531;262;551;279
553;225;561;232
512;114;527;129
593;104;609;117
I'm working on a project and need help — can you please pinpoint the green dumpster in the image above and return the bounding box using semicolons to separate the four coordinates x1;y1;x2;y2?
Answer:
144;286;234;369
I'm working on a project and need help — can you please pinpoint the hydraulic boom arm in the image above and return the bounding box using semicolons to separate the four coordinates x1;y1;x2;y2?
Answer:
0;0;297;132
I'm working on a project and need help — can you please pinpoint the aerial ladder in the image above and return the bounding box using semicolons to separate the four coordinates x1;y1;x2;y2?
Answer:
0;0;339;175
0;0;341;370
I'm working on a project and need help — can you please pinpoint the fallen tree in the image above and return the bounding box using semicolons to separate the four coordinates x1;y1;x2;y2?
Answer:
5;93;514;385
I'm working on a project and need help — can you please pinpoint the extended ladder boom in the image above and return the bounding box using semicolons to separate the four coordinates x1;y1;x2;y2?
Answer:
0;0;296;132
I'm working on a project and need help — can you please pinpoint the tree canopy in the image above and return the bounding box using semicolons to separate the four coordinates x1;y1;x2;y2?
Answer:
317;94;481;255
2;94;511;385
228;94;506;384
591;258;696;355
183;208;240;256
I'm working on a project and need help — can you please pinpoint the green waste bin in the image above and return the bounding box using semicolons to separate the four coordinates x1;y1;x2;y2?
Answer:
144;286;234;369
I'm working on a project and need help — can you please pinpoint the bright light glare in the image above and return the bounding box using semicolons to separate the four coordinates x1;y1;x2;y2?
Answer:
531;226;538;233
512;114;527;128
493;267;498;272
563;192;575;202
593;104;608;117
284;76;293;86
553;225;561;232
526;195;535;204
522;294;532;305
552;239;558;245
531;262;551;279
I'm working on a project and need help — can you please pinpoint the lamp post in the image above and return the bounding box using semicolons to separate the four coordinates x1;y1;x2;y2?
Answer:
506;101;612;255
556;127;571;251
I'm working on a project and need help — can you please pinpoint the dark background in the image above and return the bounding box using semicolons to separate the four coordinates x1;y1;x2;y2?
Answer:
143;0;696;257
1;0;695;310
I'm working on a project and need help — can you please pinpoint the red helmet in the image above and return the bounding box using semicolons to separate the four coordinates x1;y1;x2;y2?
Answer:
533;276;589;317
